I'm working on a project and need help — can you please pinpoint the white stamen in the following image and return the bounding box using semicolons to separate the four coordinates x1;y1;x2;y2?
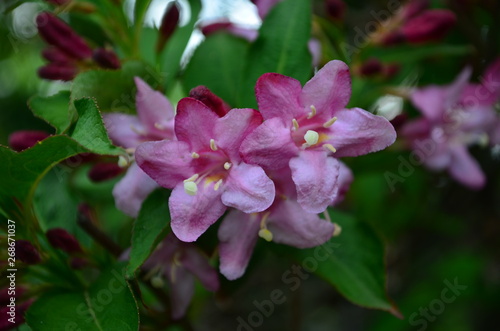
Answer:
292;118;299;131
304;130;319;146
323;117;337;128
150;276;164;288
307;105;317;119
183;181;198;196
210;139;218;151
184;174;199;182
118;155;129;168
191;152;200;159
258;228;273;242
224;162;232;170
323;144;337;153
214;179;223;191
333;223;342;237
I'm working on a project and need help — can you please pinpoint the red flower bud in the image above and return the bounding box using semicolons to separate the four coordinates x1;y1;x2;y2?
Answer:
88;162;125;182
358;58;383;77
156;3;180;53
381;31;406;45
402;9;456;43
38;63;78;81
0;287;25;306
46;228;82;254
0;299;33;330
200;21;233;37
189;86;231;117
42;47;72;64
36;12;93;59
390;113;408;131
93;48;121;69
401;0;429;20
8;130;50;152
325;0;346;21
15;240;42;264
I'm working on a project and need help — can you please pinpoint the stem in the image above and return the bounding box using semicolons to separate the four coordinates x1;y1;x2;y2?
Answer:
77;213;123;257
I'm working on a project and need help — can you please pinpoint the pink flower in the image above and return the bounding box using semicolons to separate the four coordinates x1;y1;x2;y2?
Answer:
241;60;396;213
402;60;500;189
104;77;175;217
136;98;275;242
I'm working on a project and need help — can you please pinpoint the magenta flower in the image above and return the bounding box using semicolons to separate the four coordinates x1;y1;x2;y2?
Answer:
134;234;219;319
402;60;500;189
136;98;275;242
218;167;341;280
104;77;175;217
241;60;396;213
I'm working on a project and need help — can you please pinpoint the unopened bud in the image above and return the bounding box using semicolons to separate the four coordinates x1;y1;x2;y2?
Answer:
88;162;125;182
156;2;180;53
0;287;25;306
0;299;33;329
401;0;429;20
46;228;83;254
381;31;406;46
189;86;231;117
325;0;346;21
93;48;121;69
42;47;72;64
36;12;93;59
358;58;383;77
402;9;456;43
8;130;50;152
38;63;78;81
16;240;42;264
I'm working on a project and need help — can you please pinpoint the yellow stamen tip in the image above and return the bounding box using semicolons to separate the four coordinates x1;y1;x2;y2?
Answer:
323;117;337;128
210;139;218;151
191;152;200;159
258;228;273;242
118;155;129;168
292;118;299;131
333;223;342;237
224;162;232;170
304;130;319;146
307;105;317;119
214;179;223;191
183;181;198;196
323;143;337;153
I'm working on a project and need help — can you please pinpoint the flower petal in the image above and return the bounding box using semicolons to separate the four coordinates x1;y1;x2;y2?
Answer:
255;73;304;122
268;200;335;248
331;161;353;206
448;144;485;189
103;113;143;148
175;97;219;151
181;245;220;291
135;140;194;188
218;210;260;280
170;182;226;242
112;163;159;217
411;87;448;122
167;267;195;320
240;117;299;170
134;77;175;139
289;150;340;213
221;163;275;213
215;108;262;161
301;60;351;118
327;108;397;157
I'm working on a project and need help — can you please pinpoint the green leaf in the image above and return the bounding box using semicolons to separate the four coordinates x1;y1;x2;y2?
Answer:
126;189;171;279
26;262;139;331
70;61;151;113
363;44;474;64
28;91;73;134
182;33;248;107
293;210;399;315
134;0;154;28
71;98;123;155
158;0;201;92
240;0;312;107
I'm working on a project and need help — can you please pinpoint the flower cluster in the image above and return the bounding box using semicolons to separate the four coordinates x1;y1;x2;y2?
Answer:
106;60;396;280
402;59;500;189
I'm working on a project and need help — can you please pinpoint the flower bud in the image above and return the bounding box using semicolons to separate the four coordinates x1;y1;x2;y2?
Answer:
381;31;406;46
402;9;456;43
189;86;231;117
401;0;429;20
325;0;346;21
42;47;72;64
38;63;78;81
46;228;83;254
16;240;42;264
0;299;33;330
93;48;121;69
88;162;125;182
8;130;50;152
0;287;25;305
156;2;180;53
358;58;383;77
36;12;93;59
